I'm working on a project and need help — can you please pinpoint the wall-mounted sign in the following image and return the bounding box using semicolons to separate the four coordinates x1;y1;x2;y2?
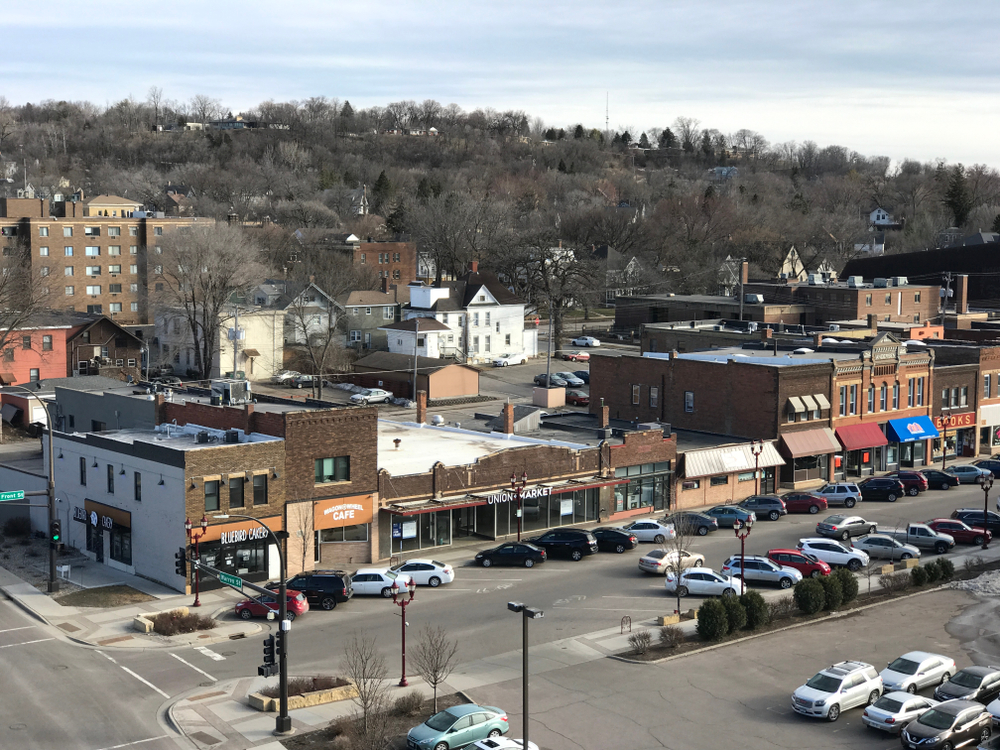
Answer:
486;486;551;505
933;412;975;430
84;499;131;531
73;506;87;523
314;494;374;530
199;515;281;544
220;525;270;545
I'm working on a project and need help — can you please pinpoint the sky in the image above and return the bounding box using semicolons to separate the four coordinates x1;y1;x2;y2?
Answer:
5;0;1000;168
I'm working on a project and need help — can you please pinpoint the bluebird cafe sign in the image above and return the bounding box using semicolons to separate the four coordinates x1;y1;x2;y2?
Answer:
486;485;551;504
220;525;270;545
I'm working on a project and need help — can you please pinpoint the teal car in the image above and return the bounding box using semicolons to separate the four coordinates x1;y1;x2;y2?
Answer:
407;703;509;750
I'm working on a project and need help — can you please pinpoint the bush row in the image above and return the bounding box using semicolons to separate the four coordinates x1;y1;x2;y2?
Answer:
696;591;771;642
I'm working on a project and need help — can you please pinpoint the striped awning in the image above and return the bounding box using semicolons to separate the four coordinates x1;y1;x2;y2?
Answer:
683;441;785;480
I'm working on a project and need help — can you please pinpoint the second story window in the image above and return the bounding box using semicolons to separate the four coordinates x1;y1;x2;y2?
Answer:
315;457;350;483
204;480;220;512
80;457;87;486
253;475;267;505
229;476;244;508
107;464;115;494
987;374;993;400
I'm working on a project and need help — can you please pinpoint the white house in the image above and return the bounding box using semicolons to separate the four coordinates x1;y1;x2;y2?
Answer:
380;318;452;359
870;207;892;226
280;282;343;346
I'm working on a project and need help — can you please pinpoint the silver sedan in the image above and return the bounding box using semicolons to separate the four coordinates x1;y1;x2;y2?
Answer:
862;692;938;734
852;534;920;561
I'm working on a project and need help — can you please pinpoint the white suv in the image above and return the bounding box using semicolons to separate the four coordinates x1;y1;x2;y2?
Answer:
814;483;862;508
792;661;883;721
797;538;869;571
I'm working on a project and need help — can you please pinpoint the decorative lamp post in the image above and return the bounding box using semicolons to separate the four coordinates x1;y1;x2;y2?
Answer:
733;516;754;593
184;515;209;607
391;577;417;687
512;471;527;541
941;415;956;471
508;602;543;750
979;473;994;550
749;440;764;495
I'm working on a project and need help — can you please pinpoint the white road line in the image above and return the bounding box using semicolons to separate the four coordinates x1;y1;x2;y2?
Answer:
97;650;118;664
0;637;54;649
97;650;170;699
194;646;225;662
93;734;171;750
0;625;35;634
458;578;523;581
553;605;670;612
602;594;666;598
170;653;217;682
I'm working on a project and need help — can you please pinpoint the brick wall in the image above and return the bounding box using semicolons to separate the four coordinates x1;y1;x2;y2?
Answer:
183;440;286;527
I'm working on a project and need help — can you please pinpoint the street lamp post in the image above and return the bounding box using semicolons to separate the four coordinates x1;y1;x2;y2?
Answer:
979;473;994;550
390;578;417;687
941;415;956;471
511;471;527;541
213;513;292;735
508;602;543;750
750;440;764;495
184;516;208;607
734;516;754;592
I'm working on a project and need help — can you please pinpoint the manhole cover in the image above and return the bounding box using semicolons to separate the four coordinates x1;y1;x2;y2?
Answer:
221;651;236;657
9;724;26;731
52;665;68;671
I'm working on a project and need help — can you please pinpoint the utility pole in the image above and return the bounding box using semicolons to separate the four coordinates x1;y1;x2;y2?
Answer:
940;272;953;322
412;318;419;399
738;257;747;322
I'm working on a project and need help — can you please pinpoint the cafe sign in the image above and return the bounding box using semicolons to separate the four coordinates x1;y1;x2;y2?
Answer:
486;486;551;505
314;494;374;530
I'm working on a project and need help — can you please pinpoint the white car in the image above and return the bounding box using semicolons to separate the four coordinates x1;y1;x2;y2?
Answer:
471;739;539;750
664;566;746;597
269;370;300;384
880;651;956;694
797;538;870;571
620;520;676;543
493;353;528;367
571;336;600;347
792;660;883;721
350;567;411;597
862;691;938;734
638;548;705;575
390;559;455;587
350;387;393;405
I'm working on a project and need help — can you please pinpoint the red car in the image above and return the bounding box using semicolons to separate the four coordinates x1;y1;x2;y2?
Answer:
767;548;832;578
926;518;993;546
566;389;590;406
235;589;309;621
562;351;590;362
884;470;929;496
780;492;829;515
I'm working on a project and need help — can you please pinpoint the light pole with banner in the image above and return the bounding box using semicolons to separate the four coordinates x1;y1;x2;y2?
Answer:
508;602;543;750
184;516;208;607
734;516;754;591
512;471;527;541
979;473;994;550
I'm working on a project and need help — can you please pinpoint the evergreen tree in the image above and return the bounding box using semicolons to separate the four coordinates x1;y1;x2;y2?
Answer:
416;176;433;203
341;100;354;119
620;130;632;146
371;170;392;213
385;200;408;235
544;128;557;141
557;128;566;140
992;213;1000;234
573;124;585;139
659;128;677;149
638;132;650;149
557;159;567;173
701;131;714;160
944;164;974;227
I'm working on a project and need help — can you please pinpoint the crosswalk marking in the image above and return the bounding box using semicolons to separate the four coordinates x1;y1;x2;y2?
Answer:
194;646;225;662
170;653;217;682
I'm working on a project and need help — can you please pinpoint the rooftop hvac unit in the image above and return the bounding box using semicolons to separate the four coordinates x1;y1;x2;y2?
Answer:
891;276;909;287
744;294;764;304
224;429;239;444
807;274;820;285
196;431;209;444
873;278;889;288
828;324;840;331
846;276;863;288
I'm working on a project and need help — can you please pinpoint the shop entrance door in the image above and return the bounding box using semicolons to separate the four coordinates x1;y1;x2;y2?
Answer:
451;507;483;539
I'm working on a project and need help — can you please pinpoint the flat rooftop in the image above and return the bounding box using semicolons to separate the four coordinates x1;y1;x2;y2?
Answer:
68;423;282;451
105;386;342;415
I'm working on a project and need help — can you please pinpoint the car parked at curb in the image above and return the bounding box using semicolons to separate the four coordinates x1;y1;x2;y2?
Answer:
813;483;863;508
570;336;600;347
664;566;745;598
406;703;509;750
951;509;1000;536
663;511;718;536
721;554;802;589
704;505;756;525
390;559;455;587
350;568;412;597
475;542;546;568
851;534;920;561
565;389;589;406
926;518;992;546
493;353;527;367
885;470;929;496
797;538;870;571
269;370;300;384
284;570;353;610
738;495;787;521
528;529;598;561
858;476;906;502
767;548;832;578
862;692;938;735
781;492;829;515
350;387;393;404
880;651;956;694
947;464;993;483
638;548;705;575
618;520;676;543
235;589;308;621
900;699;992;750
791;660;883;721
975;459;1000;476
816;514;877;541
572;370;590;384
921;469;961;490
591;527;639;553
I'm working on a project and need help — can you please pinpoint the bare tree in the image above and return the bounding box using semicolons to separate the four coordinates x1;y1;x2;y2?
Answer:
660;517;699;617
189;94;222;125
341;633;390;737
0;238;50;354
282;280;346;399
147;86;164;130
411;626;459;713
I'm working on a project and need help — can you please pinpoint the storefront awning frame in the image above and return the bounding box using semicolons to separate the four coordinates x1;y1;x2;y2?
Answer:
835;423;889;452
779;427;842;458
885;416;940;443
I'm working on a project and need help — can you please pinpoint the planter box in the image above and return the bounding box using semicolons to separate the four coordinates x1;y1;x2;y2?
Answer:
895;558;919;570
657;608;698;625
248;680;357;712
133;607;190;634
880;564;895;575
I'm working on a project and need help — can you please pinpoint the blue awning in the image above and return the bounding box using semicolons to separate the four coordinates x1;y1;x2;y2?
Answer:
886;416;940;443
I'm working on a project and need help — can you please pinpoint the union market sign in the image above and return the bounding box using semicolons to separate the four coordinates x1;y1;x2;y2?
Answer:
486;486;551;505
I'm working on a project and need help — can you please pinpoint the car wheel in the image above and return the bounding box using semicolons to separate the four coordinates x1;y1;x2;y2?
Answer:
428;576;441;587
524;558;534;568
381;587;395;598
571;549;583;561
975;535;986;546
697;526;709;536
615;544;626;554
941;672;951;684
809;505;820;514
827;704;840;722
320;597;337;611
488;729;502;738
941;482;951;490
840;531;850;541
779;577;793;589
845;498;857;508
501;361;508;366
982;727;992;743
847;559;862;572
722;588;736;597
676;586;688;597
239;609;253;620
434;743;449;750
887;493;897;502
768;510;780;521
285;611;296;622
935;542;949;554
869;526;877;534
810;570;822;578
654;534;665;544
908;487;919;496
900;553;912;560
867;689;880;705
906;683;917;694
941;742;954;750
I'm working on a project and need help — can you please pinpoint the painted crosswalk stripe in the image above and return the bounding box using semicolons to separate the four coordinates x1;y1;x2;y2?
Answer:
97;650;170;699
170;653;217;681
0;625;35;634
194;646;225;662
0;637;53;649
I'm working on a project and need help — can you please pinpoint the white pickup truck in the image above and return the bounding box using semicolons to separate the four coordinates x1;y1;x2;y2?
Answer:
884;523;955;554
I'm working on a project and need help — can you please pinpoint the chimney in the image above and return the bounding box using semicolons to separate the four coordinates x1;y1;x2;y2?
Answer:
760;327;773;341
956;275;969;314
867;313;878;332
468;260;479;273
598;398;610;429
244;402;255;434
381;276;389;294
741;261;749;285
503;402;515;434
415;390;427;424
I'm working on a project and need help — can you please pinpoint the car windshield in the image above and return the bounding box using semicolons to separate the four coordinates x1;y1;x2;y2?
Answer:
874;696;904;712
918;709;957;730
825;515;846;524
646;550;668;560
424;710;459;731
805;674;842;693
950;671;984;688
887;658;920;675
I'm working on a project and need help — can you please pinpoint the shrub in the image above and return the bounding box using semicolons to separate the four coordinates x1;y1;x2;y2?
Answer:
964;556;987;576
722;596;747;632
768;595;796;621
833;568;859;603
740;591;770;631
880;572;912;593
2;516;31;538
151;610;218;636
628;629;652;655
696;599;730;641
819;575;843;610
910;566;929;586
261;676;349;699
937;557;955;581
924;560;942;583
793;578;826;615
659;625;684;649
394;690;425;716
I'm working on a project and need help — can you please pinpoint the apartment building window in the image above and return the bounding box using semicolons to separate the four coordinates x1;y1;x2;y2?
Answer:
109;303;122;313
349;330;361;342
39;227;48;237
129;245;137;254
42;335;51;351
134;472;141;502
684;391;694;412
29;369;39;382
87;305;102;314
39;246;48;256
107;464;115;494
21;336;30;349
86;285;101;295
885;294;891;304
961;386;968;407
63;227;73;237
472;335;479;352
109;267;121;276
892;383;899;410
364;307;371;316
383;306;393;319
987;374;992;399
849;384;858;415
65;286;74;296
908;379;915;407
107;227;120;237
229;477;244;508
130;302;138;312
153;227;163;236
839;385;847;415
85;226;100;237
485;312;491;326
252;475;267;505
154;265;162;274
64;246;73;256
484;335;491;352
40;267;49;276
867;385;875;413
914;292;921;302
942;388;949;409
108;246;121;255
913;314;921;323
129;226;138;236
879;384;887;411
917;377;924;405
360;253;366;264
650;387;659;408
64;266;74;276
204;480;220;512
865;294;872;307
85;246;100;256
107;283;122;294
85;266;100;276
393;269;400;279
130;264;137;274
950;387;959;408
80;457;87;486
315;457;350;484
3;349;13;362
505;333;511;345
632;385;640;405
473;312;480;326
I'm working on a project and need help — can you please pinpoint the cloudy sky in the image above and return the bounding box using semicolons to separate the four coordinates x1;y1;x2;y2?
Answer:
6;0;999;167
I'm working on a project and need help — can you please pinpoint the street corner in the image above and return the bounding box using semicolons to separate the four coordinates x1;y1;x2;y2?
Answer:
167;678;247;748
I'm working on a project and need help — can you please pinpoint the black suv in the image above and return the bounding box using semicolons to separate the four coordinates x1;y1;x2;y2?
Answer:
858;477;905;502
738;495;787;521
951;509;1000;535
284;570;354;610
529;529;599;561
901;699;992;750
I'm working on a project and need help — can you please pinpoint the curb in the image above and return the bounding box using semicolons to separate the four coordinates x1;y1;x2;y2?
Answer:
0;589;54;627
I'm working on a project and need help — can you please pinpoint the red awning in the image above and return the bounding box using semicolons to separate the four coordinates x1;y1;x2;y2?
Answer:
780;428;842;458
835;423;888;452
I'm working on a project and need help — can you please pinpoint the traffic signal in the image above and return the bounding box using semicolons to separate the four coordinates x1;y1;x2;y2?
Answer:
263;634;276;666
49;520;61;546
275;631;284;657
174;547;187;577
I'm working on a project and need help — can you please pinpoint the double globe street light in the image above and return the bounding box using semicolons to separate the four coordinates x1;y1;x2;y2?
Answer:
391;577;417;687
734;515;754;592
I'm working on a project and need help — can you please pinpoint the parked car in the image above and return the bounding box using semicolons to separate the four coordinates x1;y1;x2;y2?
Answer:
767;548;832;578
921;469;961;490
389;559;455;587
618;520;676;543
975;459;1000;476
880;651;957;694
350;567;412;597
638;548;705;574
935;666;1000;703
663;511;718;536
565;389;590;406
475;542;546;568
406;703;509;750
926;518;992;546
591;527;638;553
852;534;921;561
493;353;528;367
951;509;1000;536
781;492;829;515
813;482;863;508
235;589;308;621
284;570;353;610
883;523;955;555
471;739;538;750
572;370;590;384
532;373;567;387
570;336;600;347
528;529;599;560
791;660;883;721
947;464;993;483
900;700;992;750
289;374;318;389
862;692;938;734
816;514;877;541
552;371;584;387
858;476;906;502
885;470;930;496
269;370;300;384
664;566;745;598
561;350;590;362
738;495;787;521
350;387;393;404
797;538;870;571
721;554;802;589
152;375;183;387
704;505;757;525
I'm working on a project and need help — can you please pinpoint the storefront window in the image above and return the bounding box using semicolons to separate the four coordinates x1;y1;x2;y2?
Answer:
318;524;369;543
201;539;268;580
782;454;829;483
